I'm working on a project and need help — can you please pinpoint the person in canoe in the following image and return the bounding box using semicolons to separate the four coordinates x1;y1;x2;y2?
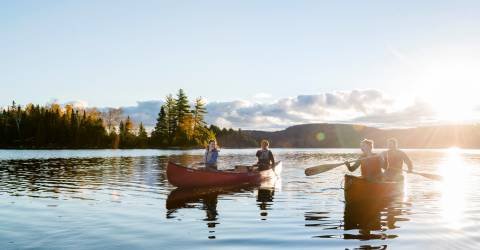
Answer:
256;139;275;170
382;138;413;181
204;139;219;170
345;139;385;181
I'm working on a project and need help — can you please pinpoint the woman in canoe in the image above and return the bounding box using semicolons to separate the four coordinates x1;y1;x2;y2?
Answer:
256;139;275;170
345;139;385;181
204;139;219;169
382;138;413;181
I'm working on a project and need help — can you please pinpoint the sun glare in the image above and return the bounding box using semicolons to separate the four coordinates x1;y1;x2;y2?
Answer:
405;49;480;123
436;147;470;229
432;98;475;122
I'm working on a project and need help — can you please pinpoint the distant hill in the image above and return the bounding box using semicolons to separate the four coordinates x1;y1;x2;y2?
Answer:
223;123;480;148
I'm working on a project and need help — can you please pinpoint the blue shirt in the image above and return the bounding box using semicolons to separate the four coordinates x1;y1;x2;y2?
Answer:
204;149;219;166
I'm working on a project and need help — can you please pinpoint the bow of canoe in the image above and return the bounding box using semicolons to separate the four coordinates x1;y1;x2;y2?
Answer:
167;161;282;189
344;175;404;204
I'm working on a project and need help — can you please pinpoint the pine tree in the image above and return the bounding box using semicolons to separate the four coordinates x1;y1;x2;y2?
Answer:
151;105;168;146
164;94;177;145
175;89;191;145
119;116;135;148
119;120;125;148
192;97;207;139
137;122;148;148
176;89;190;121
193;97;207;126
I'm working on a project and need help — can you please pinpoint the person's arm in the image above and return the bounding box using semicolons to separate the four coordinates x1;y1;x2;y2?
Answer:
253;150;259;165
345;159;361;172
269;151;275;165
402;151;413;172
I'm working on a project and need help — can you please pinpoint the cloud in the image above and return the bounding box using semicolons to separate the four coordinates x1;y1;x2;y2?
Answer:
108;89;472;130
111;100;163;127
64;100;89;109
204;89;395;130
353;100;437;126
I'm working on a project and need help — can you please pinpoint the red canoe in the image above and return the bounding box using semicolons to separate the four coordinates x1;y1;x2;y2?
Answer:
344;175;404;204
166;161;282;188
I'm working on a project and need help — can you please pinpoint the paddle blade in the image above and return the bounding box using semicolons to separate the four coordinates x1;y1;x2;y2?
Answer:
305;162;345;176
411;171;443;181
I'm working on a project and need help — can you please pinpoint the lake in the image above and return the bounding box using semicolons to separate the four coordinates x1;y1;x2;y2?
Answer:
0;148;479;250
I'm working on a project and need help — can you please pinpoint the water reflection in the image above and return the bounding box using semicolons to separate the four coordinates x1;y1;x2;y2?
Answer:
166;182;278;239
306;196;411;244
0;156;169;200
257;188;275;220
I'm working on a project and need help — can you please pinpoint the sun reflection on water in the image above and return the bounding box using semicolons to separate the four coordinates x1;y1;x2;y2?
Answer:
437;147;470;230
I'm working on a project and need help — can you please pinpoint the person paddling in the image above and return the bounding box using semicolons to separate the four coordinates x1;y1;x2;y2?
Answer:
256;139;275;170
382;138;413;181
345;139;385;181
204;140;219;170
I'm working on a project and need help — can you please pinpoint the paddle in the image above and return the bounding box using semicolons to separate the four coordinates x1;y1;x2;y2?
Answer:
304;157;372;176
404;170;443;181
304;155;444;181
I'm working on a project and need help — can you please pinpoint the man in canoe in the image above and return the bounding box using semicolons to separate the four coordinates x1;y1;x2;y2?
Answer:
382;138;413;181
204;139;219;169
345;139;385;181
256;139;275;170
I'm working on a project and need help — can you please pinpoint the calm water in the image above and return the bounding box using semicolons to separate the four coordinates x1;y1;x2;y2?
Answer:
0;148;479;250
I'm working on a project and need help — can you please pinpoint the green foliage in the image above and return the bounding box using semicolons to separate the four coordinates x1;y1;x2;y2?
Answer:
0;102;110;148
150;90;214;147
137;122;148;148
210;125;258;148
1;92;219;149
150;106;168;146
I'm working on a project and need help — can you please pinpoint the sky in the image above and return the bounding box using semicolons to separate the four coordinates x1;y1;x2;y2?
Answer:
2;1;480;130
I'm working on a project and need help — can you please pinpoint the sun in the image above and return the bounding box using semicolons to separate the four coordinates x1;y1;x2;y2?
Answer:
397;46;480;123
433;99;475;122
418;83;477;123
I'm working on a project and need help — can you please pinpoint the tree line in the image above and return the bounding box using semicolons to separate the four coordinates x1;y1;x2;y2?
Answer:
0;101;111;148
0;89;230;149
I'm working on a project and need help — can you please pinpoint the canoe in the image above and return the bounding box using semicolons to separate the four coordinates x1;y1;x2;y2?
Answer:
166;161;282;189
344;175;404;204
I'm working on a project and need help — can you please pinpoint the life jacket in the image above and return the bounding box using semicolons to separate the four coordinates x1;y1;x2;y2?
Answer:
360;154;383;180
257;149;272;166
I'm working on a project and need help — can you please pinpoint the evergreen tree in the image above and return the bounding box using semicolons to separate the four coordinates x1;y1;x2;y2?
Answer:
137;122;148;148
176;89;190;123
192;97;209;145
175;89;191;145
151;106;168;146
119;116;135;148
192;97;207;128
164;94;177;145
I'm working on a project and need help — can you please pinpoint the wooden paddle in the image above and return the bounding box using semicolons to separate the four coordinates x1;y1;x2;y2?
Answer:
304;158;368;176
305;157;443;181
404;170;443;181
